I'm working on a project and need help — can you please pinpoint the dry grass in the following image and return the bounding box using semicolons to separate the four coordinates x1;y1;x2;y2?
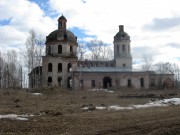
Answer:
0;87;180;135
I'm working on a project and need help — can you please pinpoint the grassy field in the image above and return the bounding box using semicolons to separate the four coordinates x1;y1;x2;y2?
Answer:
0;87;180;135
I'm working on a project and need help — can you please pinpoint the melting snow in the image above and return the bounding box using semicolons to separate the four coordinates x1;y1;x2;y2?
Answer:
31;93;42;96
0;114;33;121
89;89;114;93
81;98;180;111
96;106;106;110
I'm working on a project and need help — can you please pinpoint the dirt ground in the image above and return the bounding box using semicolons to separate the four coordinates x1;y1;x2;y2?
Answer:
0;87;180;135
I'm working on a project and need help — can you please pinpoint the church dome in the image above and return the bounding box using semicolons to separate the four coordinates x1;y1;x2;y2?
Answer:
46;15;77;44
58;15;67;21
46;29;77;44
114;25;130;41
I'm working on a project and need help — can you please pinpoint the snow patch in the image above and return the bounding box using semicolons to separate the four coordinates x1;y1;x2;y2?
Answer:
31;93;42;96
81;98;180;111
108;105;133;110
0;114;34;121
89;89;114;93
96;106;106;110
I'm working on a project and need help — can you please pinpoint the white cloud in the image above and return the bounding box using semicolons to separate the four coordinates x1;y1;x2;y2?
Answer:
0;0;56;52
0;0;180;69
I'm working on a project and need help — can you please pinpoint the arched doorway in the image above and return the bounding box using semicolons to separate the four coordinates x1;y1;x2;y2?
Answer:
103;77;112;88
140;77;144;87
48;77;52;86
67;77;72;88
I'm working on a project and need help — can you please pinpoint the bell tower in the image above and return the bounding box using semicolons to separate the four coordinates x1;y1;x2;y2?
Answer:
114;25;132;69
58;15;67;29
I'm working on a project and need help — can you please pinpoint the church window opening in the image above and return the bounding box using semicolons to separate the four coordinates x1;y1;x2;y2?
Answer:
58;63;62;72
48;77;52;86
48;46;51;55
58;77;62;87
140;77;144;87
117;45;119;54
58;22;62;29
48;63;52;72
128;79;131;87
123;64;126;67
92;80;95;88
67;63;72;72
70;46;73;54
58;45;62;54
122;45;125;52
64;34;67;40
67;77;72;88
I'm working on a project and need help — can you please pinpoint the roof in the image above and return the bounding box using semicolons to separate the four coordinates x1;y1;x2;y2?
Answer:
58;15;67;21
75;67;133;73
114;25;130;41
46;29;77;44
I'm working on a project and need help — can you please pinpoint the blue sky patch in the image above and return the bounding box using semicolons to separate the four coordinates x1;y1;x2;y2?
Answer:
176;57;180;61
0;19;11;26
70;27;96;39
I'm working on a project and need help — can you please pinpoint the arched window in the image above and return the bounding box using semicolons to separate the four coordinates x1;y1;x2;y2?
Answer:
48;46;51;55
58;63;62;72
48;63;52;72
140;78;144;87
67;63;72;72
58;22;62;29
70;46;73;54
58;45;62;54
48;77;52;86
128;79;131;87
123;63;126;67
64;34;67;40
58;77;62;87
117;45;119;54
122;45;125;52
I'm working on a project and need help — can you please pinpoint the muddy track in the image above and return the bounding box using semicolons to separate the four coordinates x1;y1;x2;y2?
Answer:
89;117;180;135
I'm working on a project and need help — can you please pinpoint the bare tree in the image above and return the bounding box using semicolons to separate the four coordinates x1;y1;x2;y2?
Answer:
87;39;103;61
25;29;36;73
77;44;86;60
141;54;154;71
0;50;23;89
100;45;113;60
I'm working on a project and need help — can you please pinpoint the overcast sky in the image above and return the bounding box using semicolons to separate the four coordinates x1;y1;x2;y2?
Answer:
0;0;180;68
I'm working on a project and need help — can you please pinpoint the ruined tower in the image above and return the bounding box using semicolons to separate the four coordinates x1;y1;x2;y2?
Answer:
42;15;78;88
114;25;132;69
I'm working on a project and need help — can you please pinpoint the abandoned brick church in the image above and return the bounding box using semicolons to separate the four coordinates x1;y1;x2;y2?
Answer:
29;15;174;90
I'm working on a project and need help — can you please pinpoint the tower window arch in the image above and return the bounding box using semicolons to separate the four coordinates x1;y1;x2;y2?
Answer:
122;45;125;52
117;45;119;55
58;63;62;72
48;46;51;55
48;63;52;72
70;46;73;54
58;45;62;54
